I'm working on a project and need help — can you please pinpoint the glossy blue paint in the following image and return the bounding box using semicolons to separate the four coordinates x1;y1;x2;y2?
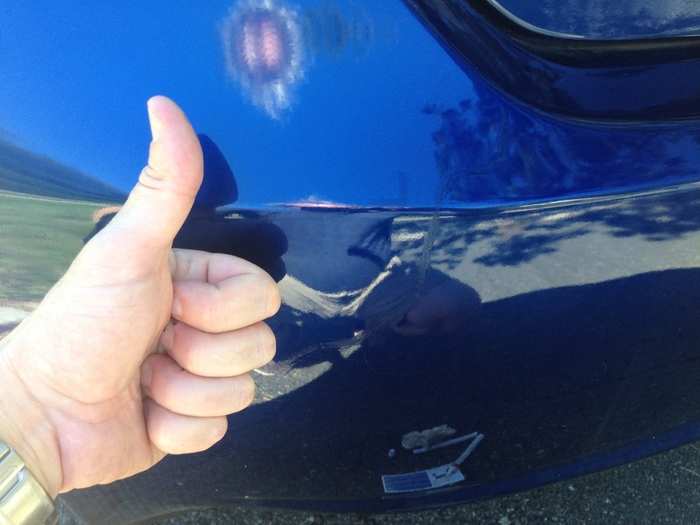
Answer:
486;0;700;39
3;1;700;522
407;0;700;120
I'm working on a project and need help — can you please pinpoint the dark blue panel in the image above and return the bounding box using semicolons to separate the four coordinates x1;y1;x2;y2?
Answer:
406;0;700;120
61;185;700;521
486;0;700;39
3;0;700;522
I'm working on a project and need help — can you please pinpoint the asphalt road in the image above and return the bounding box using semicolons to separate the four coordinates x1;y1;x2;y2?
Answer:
155;440;700;524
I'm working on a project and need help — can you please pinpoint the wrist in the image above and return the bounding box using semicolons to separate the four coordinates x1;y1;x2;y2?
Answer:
0;348;62;498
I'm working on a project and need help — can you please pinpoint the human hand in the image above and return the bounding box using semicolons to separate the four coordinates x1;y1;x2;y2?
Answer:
0;96;280;496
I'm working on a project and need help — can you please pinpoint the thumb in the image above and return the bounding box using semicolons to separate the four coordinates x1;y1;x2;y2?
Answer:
110;96;203;249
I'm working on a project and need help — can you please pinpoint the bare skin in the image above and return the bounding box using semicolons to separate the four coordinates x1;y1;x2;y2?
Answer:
0;96;280;497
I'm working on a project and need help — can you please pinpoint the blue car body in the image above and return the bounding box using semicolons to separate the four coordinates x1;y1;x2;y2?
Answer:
4;1;700;522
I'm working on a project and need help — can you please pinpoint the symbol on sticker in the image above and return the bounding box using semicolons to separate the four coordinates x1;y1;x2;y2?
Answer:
382;464;465;494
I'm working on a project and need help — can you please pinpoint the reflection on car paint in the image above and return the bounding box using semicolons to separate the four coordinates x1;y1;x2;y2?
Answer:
408;0;700;120
54;180;700;522
6;152;700;519
221;0;374;118
486;0;700;39
222;0;306;119
4;0;700;521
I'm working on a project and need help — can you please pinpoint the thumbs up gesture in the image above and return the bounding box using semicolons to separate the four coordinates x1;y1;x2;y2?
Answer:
0;96;280;496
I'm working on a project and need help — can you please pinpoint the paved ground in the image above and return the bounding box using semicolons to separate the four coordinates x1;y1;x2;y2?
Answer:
155;440;700;524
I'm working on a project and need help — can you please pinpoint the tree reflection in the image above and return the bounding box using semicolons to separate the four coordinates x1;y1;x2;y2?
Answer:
423;80;700;267
425;81;698;203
